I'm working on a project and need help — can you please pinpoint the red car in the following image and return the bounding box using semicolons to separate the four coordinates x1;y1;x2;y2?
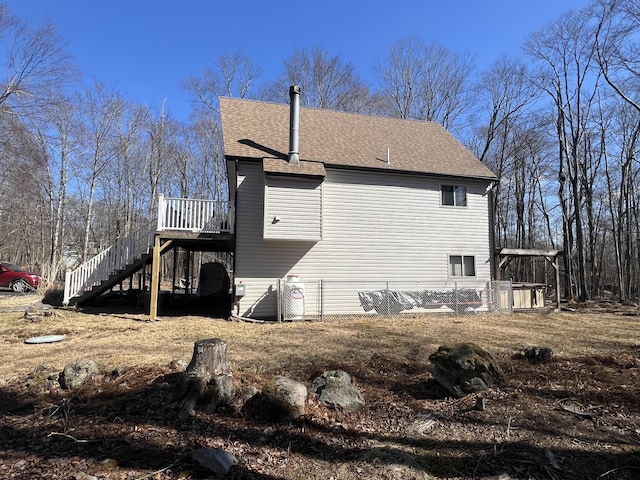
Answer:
0;261;42;292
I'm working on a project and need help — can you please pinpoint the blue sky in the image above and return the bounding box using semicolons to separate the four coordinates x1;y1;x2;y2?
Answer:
7;0;592;120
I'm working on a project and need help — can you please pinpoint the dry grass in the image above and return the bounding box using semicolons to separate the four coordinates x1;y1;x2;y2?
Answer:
1;294;640;479
1;296;638;382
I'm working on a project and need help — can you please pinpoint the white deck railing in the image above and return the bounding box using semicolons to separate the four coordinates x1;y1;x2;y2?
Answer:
157;194;234;233
63;221;156;305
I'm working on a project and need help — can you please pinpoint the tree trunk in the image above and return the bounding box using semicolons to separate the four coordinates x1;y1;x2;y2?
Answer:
178;338;234;419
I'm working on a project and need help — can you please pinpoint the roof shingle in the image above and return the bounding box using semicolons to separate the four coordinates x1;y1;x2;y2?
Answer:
220;97;497;181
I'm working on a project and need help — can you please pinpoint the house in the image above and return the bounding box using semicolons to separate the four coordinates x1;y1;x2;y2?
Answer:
220;87;498;320
62;87;499;320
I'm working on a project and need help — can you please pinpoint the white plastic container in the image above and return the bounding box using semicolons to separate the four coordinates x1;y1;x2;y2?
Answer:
284;274;305;320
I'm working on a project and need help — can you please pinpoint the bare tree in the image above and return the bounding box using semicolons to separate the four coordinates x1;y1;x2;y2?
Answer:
114;103;149;236
375;37;475;131
594;0;640;299
524;8;603;301
0;6;76;115
145;100;184;218
473;56;537;164
265;47;376;113
77;81;125;261
599;92;640;300
0;5;78;274
90;101;151;241
189;110;227;201
32;96;82;278
594;0;640;111
183;52;261;114
0;113;44;264
470;55;541;253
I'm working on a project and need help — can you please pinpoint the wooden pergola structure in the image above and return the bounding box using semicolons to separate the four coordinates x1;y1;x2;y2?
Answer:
495;248;563;312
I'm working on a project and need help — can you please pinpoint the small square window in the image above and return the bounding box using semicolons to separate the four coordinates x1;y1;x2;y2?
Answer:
441;185;467;206
449;255;475;277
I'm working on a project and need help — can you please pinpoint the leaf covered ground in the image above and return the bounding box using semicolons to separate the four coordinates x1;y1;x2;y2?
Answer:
1;294;639;479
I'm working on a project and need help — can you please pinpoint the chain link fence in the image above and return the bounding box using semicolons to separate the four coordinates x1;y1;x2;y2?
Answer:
277;279;513;321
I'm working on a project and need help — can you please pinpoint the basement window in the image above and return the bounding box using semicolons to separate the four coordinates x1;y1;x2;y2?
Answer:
449;255;476;277
441;185;467;206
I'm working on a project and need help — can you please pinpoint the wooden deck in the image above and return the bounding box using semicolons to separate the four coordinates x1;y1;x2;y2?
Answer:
64;196;235;309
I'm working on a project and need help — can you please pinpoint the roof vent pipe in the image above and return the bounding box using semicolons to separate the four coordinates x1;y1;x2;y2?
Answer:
288;85;301;165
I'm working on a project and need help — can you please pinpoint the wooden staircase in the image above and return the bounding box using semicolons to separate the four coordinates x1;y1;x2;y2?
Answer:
63;222;156;306
69;252;153;306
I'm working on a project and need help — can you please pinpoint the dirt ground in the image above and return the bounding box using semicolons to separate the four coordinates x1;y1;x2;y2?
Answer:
0;292;639;479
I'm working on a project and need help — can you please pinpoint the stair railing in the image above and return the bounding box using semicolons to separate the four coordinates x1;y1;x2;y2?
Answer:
63;221;156;305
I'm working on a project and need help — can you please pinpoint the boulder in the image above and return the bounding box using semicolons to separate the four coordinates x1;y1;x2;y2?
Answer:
524;346;553;362
311;370;365;412
243;375;307;421
429;343;503;398
59;360;99;390
192;447;237;475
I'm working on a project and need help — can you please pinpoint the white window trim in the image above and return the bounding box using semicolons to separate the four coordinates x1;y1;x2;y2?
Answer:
448;255;476;277
440;184;468;207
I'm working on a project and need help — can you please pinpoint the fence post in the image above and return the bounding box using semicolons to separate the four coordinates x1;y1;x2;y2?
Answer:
454;282;459;317
276;278;282;323
485;282;491;312
320;279;324;322
386;281;390;316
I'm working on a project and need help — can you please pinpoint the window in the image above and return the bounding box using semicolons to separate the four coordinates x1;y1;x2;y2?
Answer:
449;255;476;277
441;184;467;206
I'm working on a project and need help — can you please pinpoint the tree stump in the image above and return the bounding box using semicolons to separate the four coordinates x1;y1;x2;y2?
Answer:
178;338;234;419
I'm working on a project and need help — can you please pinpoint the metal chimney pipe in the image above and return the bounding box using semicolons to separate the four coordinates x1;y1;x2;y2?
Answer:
288;85;301;164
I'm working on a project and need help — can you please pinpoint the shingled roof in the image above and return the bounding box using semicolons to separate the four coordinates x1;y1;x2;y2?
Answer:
219;97;497;181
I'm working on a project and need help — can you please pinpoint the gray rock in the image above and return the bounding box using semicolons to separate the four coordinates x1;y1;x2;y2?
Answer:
59;360;99;390
192;447;237;475
524;346;553;362
312;370;365;412
240;385;260;402
169;358;188;370
429;343;504;398
243;375;307;421
318;383;365;412
312;370;352;389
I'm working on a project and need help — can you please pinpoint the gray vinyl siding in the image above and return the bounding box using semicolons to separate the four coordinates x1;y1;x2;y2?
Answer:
264;176;322;240
234;162;492;319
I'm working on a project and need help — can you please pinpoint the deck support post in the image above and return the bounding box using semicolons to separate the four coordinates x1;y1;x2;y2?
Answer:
185;249;191;294
149;236;174;320
172;248;178;295
150;234;161;320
